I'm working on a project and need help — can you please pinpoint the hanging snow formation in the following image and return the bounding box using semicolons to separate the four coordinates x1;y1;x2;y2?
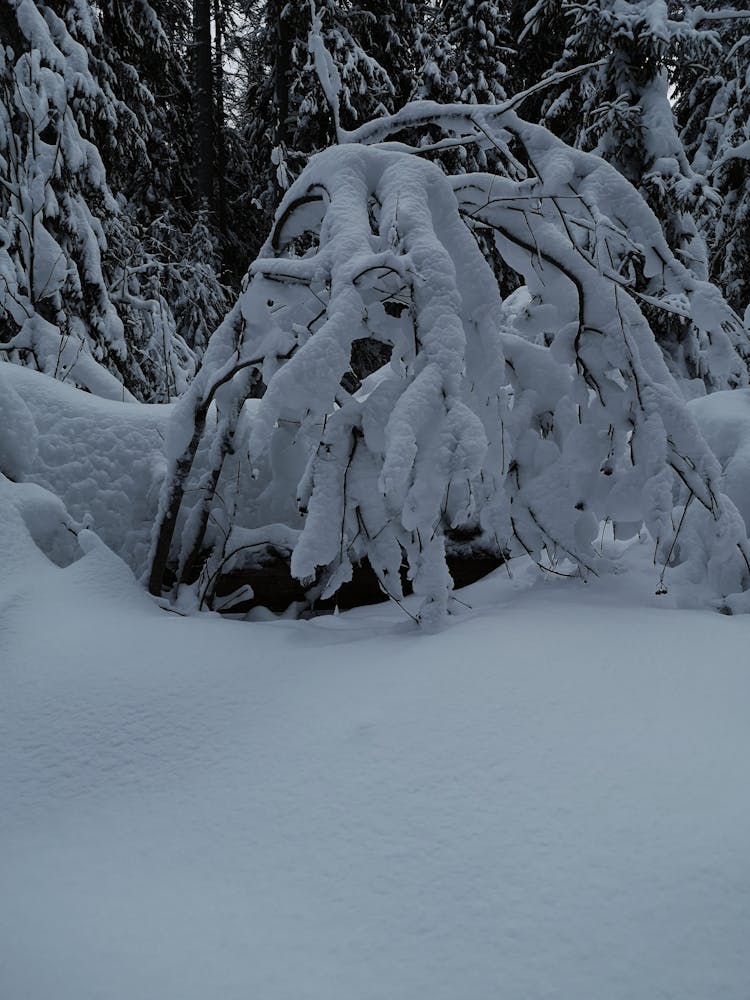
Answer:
146;95;750;622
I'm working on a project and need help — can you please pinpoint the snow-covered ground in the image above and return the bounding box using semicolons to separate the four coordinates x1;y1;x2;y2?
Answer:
2;521;749;1000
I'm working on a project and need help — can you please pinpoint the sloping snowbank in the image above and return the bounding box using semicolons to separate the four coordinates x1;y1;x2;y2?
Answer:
1;363;170;572
689;387;750;531
2;512;749;1000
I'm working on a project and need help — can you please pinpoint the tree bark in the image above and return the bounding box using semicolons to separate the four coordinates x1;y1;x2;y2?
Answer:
192;0;214;213
212;0;226;237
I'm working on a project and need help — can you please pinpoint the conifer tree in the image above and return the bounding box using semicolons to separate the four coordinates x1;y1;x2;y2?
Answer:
95;0;192;220
0;0;130;396
193;0;216;214
413;7;460;103
513;0;571;102
95;0;229;366
358;0;419;110
0;0;212;400
675;6;750;314
447;0;515;104
95;0;229;361
241;0;397;255
520;0;719;280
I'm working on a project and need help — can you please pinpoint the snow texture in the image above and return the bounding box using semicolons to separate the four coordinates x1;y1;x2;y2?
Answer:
0;362;169;572
150;116;750;620
0;0;203;401
1;511;749;1000
689;387;750;532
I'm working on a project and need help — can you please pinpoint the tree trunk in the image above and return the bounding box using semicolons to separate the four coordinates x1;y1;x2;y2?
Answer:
192;0;214;213
269;0;290;148
213;0;226;238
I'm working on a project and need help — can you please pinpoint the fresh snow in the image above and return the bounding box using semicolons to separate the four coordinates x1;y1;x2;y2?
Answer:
3;7;750;995
689;387;750;532
2;523;749;1000
0;363;170;571
154;133;750;621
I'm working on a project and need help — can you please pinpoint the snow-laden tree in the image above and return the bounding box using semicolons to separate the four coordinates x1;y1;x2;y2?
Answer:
357;0;419;110
96;0;230;363
520;0;722;280
94;0;192;219
0;0;202;400
451;0;515;105
675;5;750;315
513;0;570;100
511;0;750;375
409;0;522;296
242;0;397;248
414;0;514;106
0;0;131;397
146;92;750;623
412;8;459;105
0;0;231;399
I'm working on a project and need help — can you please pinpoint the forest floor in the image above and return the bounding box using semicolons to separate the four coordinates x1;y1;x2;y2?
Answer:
2;533;749;1000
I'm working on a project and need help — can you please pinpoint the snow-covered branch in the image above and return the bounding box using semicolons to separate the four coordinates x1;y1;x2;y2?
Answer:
150;129;750;621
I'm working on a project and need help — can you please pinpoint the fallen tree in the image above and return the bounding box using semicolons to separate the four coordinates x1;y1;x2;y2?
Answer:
145;32;750;621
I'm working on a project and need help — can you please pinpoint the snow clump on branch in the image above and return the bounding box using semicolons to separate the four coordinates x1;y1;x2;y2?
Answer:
147;98;750;622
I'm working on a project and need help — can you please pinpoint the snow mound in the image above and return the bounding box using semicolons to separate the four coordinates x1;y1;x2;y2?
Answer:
1;537;749;1000
689;388;750;532
1;363;170;573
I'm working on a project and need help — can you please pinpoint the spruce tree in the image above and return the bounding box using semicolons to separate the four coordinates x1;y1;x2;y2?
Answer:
520;0;718;279
95;0;193;220
241;0;397;256
514;0;572;102
0;0;128;394
675;6;750;314
358;1;419;110
413;6;460;103
447;0;515;104
94;0;229;365
0;0;216;400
